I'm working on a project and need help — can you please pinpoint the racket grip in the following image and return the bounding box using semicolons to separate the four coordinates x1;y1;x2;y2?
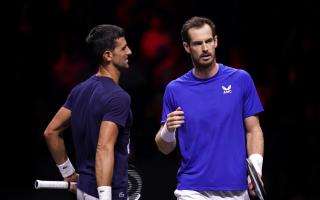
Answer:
34;180;75;189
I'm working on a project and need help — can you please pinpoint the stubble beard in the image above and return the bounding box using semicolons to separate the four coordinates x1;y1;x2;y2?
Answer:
114;61;129;71
192;56;215;70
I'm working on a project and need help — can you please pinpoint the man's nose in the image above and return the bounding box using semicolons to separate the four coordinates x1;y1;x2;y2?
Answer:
201;43;208;51
127;47;132;55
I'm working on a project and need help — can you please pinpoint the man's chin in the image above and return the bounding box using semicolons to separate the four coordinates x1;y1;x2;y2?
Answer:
116;64;130;70
197;62;213;68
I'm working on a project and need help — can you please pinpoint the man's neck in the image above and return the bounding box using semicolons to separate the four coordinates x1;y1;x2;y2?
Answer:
193;62;219;79
96;64;120;84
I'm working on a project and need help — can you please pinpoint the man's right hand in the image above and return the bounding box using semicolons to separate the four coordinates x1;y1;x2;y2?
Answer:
64;172;79;193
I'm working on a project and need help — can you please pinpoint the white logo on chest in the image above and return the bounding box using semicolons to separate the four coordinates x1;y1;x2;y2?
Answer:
222;85;232;94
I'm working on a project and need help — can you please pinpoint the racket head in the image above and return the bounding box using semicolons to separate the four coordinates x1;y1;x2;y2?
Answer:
128;164;143;200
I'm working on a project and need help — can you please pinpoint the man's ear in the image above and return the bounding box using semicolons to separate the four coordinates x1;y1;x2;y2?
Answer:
214;35;218;48
183;42;191;54
103;50;113;62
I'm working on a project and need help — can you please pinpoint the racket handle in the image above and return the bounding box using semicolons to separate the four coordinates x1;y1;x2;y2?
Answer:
34;180;76;190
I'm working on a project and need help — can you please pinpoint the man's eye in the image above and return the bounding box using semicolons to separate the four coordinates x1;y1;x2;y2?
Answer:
206;39;213;43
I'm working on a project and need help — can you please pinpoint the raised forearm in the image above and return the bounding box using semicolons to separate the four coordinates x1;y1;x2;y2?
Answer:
155;126;176;155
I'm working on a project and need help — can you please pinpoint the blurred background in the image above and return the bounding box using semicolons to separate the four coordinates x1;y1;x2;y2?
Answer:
5;0;319;199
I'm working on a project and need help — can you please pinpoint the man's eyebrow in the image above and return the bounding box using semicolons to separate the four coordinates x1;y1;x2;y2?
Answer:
191;37;214;45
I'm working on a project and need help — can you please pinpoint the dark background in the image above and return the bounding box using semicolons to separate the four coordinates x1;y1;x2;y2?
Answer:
4;0;319;199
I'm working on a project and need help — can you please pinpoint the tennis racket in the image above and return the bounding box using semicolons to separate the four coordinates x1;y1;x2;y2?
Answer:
246;158;266;200
128;164;143;200
34;180;76;190
35;164;143;200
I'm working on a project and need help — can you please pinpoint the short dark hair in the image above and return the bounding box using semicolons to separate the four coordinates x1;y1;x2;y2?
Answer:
181;16;216;44
85;24;125;66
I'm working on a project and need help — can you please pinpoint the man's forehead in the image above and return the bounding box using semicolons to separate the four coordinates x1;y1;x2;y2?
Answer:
115;37;127;47
115;37;126;43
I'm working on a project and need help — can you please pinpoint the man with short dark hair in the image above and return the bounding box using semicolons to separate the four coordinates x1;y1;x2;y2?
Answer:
155;16;264;200
44;24;133;200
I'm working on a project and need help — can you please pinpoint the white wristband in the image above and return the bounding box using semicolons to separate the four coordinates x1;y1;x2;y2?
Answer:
98;186;112;200
56;158;75;178
248;154;263;176
160;123;176;143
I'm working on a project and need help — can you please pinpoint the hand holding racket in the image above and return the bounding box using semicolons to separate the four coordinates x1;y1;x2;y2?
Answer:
35;164;142;200
246;158;266;200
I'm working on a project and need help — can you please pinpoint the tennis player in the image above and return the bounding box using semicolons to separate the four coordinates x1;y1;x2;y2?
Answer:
44;24;133;200
155;16;264;200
